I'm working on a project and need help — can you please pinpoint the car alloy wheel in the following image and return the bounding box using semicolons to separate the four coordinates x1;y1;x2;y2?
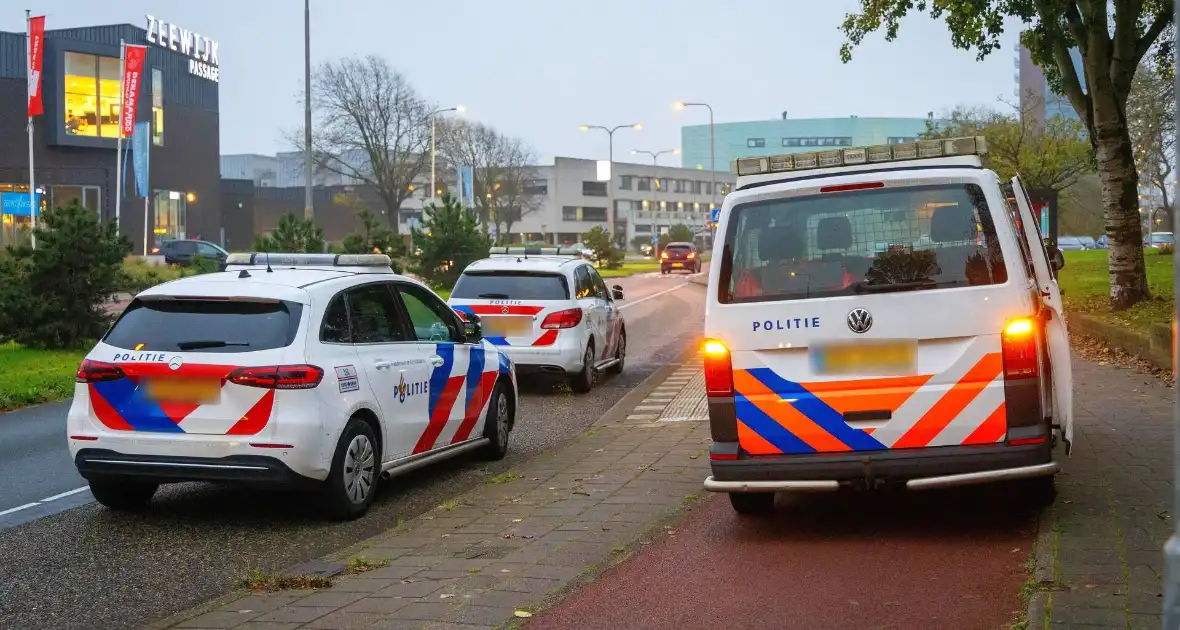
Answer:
343;434;376;504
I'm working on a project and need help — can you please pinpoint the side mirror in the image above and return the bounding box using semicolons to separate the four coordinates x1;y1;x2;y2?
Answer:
1051;249;1065;271
456;311;482;342
612;288;625;301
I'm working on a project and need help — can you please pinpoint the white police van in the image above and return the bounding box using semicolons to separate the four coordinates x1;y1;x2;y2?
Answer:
67;253;518;520
702;136;1072;514
448;247;626;393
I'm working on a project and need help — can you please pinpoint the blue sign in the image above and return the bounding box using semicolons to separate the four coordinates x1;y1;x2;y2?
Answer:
1039;206;1049;236
0;192;40;217
132;121;151;198
711;208;721;223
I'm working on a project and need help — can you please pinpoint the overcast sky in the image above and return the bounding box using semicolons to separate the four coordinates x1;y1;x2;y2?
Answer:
5;0;1023;164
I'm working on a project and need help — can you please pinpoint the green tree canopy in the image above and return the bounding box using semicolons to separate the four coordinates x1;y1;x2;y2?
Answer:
411;193;491;289
253;213;325;253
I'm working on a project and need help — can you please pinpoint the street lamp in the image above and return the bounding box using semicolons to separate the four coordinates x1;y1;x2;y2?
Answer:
673;101;716;209
429;106;465;204
303;0;313;220
631;148;680;166
580;123;641;241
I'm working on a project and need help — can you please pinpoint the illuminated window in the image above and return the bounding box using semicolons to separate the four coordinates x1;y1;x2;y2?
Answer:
63;52;122;139
152;68;164;146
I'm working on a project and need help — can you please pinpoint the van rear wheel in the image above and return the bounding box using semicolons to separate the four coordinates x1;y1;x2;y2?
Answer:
728;492;775;515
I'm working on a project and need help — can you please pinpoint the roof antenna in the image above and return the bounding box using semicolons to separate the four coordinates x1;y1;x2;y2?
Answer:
265;251;273;273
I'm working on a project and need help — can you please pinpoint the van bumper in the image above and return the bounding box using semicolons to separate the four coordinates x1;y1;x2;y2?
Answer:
704;443;1056;492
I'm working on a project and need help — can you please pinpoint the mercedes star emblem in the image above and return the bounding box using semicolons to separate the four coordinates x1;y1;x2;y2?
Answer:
168;356;184;371
847;308;873;334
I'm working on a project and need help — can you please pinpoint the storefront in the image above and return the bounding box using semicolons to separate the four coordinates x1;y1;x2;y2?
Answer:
0;17;221;251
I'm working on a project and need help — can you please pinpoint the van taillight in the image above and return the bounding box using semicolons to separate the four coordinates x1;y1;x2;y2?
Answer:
1001;318;1038;379
541;308;583;329
76;360;126;383
228;365;324;390
703;339;734;397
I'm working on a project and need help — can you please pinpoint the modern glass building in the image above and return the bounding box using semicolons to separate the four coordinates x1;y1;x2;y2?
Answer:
681;116;932;171
1016;39;1084;124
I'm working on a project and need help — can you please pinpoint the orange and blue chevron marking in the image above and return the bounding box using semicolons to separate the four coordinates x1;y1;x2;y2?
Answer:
733;351;1006;455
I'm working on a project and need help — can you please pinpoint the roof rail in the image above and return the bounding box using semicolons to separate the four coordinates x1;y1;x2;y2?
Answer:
225;252;394;270
731;135;988;177
488;246;582;258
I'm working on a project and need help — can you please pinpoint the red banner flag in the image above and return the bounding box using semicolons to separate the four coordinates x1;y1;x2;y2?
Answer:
27;15;45;116
120;45;147;137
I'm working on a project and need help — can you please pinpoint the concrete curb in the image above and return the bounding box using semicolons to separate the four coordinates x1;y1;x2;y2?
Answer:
1070;313;1173;372
1027;505;1056;629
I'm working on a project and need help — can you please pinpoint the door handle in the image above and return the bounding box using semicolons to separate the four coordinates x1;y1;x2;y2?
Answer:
429;355;445;367
373;360;393;370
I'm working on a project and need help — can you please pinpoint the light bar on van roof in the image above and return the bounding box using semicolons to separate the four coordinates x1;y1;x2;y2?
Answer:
731;136;988;177
488;246;582;257
225;252;393;268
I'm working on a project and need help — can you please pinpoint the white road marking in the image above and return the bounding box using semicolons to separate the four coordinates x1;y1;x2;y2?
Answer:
40;486;90;502
618;283;689;311
0;503;40;517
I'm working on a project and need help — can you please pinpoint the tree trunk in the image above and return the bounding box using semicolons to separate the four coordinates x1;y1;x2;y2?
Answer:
1091;91;1150;310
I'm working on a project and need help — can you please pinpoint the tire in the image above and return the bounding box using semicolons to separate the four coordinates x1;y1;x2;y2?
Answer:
89;477;158;510
321;417;380;521
728;492;775;515
607;329;625;375
481;382;512;460
570;342;595;394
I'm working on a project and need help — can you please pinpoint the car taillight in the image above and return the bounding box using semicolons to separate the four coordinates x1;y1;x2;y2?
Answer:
1001;318;1038;380
541;308;583;329
660;251;669;259
228;365;324;390
76;360;125;383
703;339;733;397
687;252;696;259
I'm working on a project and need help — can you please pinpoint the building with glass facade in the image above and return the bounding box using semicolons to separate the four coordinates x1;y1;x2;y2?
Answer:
680;116;932;172
0;18;220;251
1015;39;1084;126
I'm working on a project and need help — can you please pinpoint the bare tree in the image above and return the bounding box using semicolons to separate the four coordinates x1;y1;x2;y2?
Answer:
923;95;1095;193
1126;56;1175;214
294;56;432;232
438;121;544;242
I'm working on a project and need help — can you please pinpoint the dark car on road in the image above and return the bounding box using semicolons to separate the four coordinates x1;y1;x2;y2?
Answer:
660;242;701;274
159;239;228;268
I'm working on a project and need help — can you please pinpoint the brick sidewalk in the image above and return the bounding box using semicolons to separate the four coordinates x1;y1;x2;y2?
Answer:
156;354;711;630
1030;358;1175;629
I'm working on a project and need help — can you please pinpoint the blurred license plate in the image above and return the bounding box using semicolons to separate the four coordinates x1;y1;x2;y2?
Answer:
671;262;683;267
810;341;917;375
146;379;220;404
483;317;532;337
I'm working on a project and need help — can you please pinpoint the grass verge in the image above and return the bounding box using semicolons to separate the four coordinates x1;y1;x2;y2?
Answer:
236;569;334;592
597;260;662;278
0;342;87;412
1058;249;1172;335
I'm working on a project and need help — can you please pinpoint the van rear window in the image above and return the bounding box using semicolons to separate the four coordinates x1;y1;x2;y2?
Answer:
103;298;304;353
719;183;1008;303
451;272;570;301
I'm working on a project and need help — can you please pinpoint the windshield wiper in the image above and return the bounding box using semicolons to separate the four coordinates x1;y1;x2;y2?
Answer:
477;293;511;299
853;280;938;294
176;340;252;350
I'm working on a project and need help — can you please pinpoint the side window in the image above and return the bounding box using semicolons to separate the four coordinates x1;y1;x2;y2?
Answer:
196;242;221;257
175;241;197;255
587;267;610;300
574;266;595;299
347;283;408;344
320;293;351;343
397;284;461;343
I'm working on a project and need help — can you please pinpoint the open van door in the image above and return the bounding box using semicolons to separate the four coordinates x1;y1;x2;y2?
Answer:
1010;175;1074;453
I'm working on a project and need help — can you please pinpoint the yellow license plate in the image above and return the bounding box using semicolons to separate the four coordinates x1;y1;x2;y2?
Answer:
672;263;683;267
483;317;532;337
145;379;221;404
811;341;917;375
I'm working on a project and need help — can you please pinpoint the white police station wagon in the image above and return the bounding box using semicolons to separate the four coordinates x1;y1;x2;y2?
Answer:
67;253;517;520
448;247;626;393
703;136;1073;514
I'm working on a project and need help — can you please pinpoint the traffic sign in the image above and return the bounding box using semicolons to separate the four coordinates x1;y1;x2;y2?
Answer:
711;208;721;223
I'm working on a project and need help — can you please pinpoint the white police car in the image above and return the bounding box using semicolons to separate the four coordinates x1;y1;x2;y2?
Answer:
67;253;517;520
703;136;1072;514
448;247;626;393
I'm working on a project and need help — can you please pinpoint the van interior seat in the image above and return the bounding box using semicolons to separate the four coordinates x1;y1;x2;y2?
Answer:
929;204;982;282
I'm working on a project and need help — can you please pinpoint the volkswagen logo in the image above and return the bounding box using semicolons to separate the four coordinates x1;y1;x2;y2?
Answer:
847;308;873;334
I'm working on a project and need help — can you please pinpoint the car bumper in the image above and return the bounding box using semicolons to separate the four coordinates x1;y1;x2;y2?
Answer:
496;333;586;374
662;261;696;270
74;448;321;488
704;442;1055;492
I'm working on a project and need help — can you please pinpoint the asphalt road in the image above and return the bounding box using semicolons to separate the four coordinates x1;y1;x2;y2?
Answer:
0;270;707;630
531;481;1039;630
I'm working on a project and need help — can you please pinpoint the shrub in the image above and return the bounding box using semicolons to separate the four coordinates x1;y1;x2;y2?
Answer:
1158;243;1174;255
254;214;326;253
582;226;624;269
411;193;490;288
0;200;131;349
119;256;181;293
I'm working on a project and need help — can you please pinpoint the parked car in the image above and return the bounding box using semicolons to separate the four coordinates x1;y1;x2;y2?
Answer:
1079;236;1097;250
159;239;229;268
1096;235;1109;249
1056;236;1088;251
1145;232;1175;248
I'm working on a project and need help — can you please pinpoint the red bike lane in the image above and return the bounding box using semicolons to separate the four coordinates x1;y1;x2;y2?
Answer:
529;486;1037;630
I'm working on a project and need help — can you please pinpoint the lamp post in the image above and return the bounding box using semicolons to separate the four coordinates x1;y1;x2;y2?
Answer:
673;101;716;208
579;123;642;242
1165;3;1179;625
429;106;465;203
631;148;680;166
303;0;313;220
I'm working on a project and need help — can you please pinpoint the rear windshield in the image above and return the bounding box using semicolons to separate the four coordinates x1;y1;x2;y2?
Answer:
665;245;694;253
451;272;570;301
1151;233;1175;243
719;183;1008;303
103;299;304;353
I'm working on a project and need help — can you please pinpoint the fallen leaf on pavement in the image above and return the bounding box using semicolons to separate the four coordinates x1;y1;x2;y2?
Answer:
515;610;533;618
